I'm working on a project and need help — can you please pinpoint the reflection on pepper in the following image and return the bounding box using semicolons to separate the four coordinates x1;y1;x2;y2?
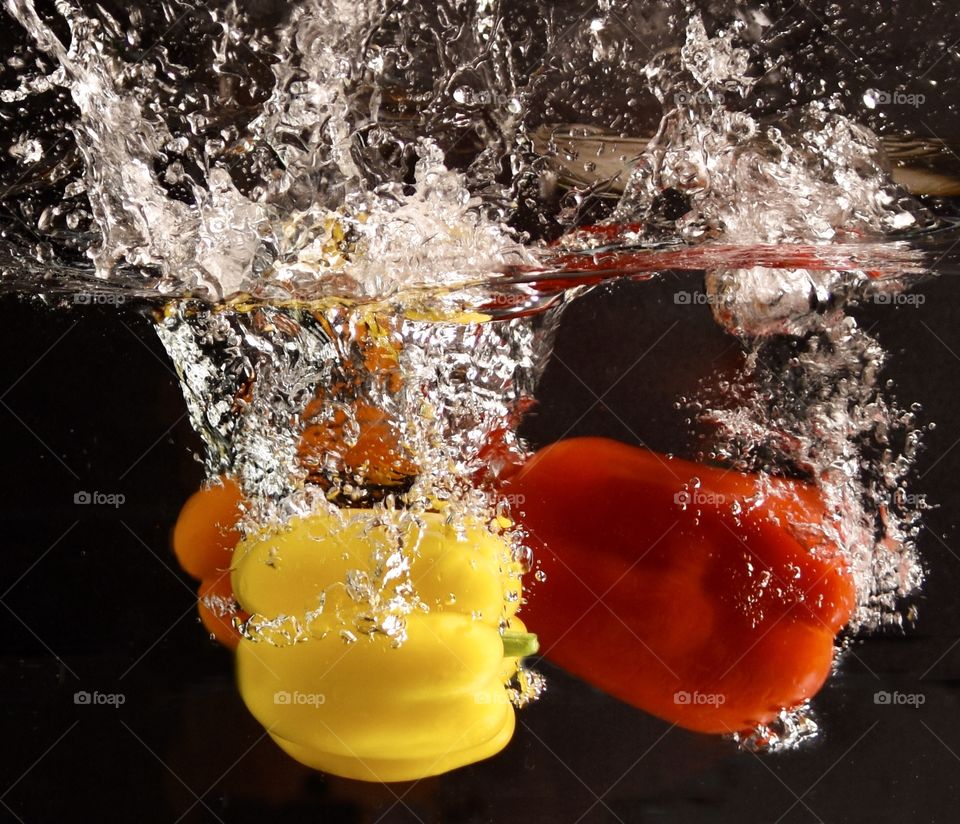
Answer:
506;437;856;734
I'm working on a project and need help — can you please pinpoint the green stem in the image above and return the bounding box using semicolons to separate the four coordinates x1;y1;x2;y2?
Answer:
502;630;539;658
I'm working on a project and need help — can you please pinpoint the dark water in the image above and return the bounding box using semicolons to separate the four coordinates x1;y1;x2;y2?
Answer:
2;270;959;822
2;0;960;820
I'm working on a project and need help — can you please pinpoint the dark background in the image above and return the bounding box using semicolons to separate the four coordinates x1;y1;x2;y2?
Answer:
2;0;960;820
0;269;958;823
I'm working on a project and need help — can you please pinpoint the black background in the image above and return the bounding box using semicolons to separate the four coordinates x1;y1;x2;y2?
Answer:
2;0;960;819
1;270;958;823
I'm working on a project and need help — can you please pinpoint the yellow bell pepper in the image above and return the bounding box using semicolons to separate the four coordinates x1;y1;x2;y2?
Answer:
230;508;534;782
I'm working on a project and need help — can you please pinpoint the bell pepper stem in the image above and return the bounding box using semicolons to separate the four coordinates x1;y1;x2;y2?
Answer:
501;630;539;658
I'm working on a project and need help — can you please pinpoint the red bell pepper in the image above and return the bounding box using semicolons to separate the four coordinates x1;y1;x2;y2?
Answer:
505;437;856;734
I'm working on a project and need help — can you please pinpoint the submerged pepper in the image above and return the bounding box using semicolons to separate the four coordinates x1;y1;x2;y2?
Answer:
230;508;532;782
506;437;857;734
172;477;247;649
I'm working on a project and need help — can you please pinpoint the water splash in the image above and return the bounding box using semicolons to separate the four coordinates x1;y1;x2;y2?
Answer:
697;317;924;633
616;16;931;243
155;298;558;524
